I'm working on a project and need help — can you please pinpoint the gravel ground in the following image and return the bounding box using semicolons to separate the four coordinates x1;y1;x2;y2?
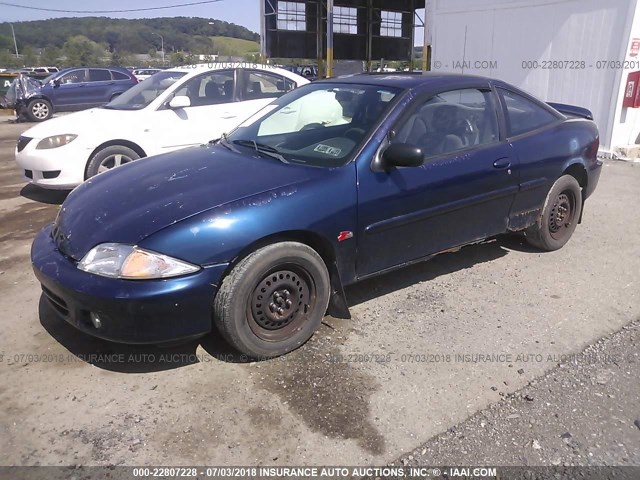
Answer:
393;319;640;468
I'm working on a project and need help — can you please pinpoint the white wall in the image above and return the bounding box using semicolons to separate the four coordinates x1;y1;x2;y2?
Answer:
430;0;638;150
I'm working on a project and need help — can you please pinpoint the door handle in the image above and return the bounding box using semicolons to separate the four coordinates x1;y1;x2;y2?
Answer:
493;158;511;169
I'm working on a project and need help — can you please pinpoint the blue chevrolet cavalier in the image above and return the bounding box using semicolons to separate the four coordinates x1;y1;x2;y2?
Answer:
31;73;602;358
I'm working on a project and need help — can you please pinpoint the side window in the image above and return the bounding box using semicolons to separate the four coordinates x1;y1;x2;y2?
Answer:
393;88;499;158
112;71;130;80
59;69;86;84
498;88;559;137
243;71;294;100
173;70;235;107
89;69;112;82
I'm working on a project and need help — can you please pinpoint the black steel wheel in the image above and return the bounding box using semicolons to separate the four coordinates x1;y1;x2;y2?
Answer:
525;174;583;251
213;242;330;358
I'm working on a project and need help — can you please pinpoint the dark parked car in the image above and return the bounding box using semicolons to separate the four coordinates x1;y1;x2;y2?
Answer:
23;67;137;121
31;73;602;358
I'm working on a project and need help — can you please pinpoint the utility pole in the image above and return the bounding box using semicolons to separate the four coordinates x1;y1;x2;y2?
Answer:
326;0;334;77
152;32;165;65
10;23;19;58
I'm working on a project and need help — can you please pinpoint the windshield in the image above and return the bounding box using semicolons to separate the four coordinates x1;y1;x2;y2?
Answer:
42;71;60;84
103;71;187;110
227;83;402;167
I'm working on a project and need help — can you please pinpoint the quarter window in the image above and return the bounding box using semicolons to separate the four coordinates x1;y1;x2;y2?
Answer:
393;88;499;158
498;88;559;137
112;71;130;80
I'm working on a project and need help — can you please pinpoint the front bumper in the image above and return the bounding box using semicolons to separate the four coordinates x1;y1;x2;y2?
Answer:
31;225;228;344
15;138;92;189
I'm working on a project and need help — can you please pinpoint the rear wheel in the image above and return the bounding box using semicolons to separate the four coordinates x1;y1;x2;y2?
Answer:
86;145;140;179
26;99;52;122
525;175;582;251
213;242;331;359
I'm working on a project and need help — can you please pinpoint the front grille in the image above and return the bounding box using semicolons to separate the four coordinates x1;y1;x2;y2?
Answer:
43;170;61;179
24;169;33;179
42;286;69;318
17;136;32;152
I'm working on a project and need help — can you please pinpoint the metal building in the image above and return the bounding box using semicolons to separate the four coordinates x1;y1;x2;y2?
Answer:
260;0;427;76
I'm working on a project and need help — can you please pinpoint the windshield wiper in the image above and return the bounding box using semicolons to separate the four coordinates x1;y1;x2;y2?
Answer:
232;139;289;164
209;133;240;153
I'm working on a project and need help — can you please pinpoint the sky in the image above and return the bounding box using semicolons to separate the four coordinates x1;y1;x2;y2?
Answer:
1;0;426;45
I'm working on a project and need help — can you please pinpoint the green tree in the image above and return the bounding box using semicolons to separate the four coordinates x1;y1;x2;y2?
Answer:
40;46;61;66
22;45;37;67
62;35;103;66
169;51;186;65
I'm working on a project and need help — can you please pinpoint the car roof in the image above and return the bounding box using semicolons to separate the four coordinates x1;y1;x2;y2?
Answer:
54;66;131;74
317;72;494;90
163;63;308;82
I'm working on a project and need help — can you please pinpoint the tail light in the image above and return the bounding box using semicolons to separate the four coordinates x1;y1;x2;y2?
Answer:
586;136;600;160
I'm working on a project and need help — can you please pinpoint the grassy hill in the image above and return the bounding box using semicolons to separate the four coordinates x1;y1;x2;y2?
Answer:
211;36;260;56
0;17;258;55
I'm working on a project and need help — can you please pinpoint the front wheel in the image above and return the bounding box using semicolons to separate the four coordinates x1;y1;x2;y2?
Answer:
525;174;583;251
85;145;140;179
213;242;331;359
26;99;52;122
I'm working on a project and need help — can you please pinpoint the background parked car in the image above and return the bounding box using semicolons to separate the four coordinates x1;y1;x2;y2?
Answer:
20;66;59;80
132;68;162;81
23;67;138;122
15;64;308;188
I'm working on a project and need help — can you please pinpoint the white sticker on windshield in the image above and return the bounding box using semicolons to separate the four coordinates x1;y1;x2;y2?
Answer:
314;144;342;156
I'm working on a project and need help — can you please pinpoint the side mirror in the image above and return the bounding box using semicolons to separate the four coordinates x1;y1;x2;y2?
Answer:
168;95;191;109
52;78;61;87
381;143;424;169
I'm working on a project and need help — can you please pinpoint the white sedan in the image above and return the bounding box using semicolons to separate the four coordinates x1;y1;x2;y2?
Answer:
15;64;309;189
131;68;161;81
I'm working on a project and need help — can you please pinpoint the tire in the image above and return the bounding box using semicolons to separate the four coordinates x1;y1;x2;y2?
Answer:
26;99;52;122
525;174;583;251
85;145;140;179
213;242;331;359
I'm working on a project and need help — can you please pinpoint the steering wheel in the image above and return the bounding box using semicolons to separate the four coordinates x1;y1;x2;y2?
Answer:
455;118;477;146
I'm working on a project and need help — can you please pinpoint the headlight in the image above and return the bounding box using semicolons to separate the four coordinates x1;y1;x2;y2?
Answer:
36;134;78;150
78;243;200;279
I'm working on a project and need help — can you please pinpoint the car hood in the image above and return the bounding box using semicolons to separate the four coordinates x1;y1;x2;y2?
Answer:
53;144;320;260
22;108;138;138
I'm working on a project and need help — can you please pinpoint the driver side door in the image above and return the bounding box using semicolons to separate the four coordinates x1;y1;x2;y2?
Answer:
356;87;519;277
151;69;238;151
